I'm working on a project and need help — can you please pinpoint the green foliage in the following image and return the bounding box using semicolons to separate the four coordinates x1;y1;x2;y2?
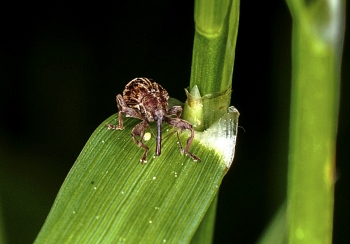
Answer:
256;1;345;243
257;204;287;244
185;0;240;242
34;116;228;243
285;0;345;243
33;0;241;243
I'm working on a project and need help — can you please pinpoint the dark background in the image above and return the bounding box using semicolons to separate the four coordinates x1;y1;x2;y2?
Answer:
1;1;349;243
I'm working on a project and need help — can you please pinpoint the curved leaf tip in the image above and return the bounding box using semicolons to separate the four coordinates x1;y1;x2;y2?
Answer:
197;106;239;169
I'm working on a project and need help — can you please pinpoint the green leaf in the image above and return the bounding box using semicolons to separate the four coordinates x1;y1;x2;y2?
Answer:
35;108;239;243
256;203;287;244
190;194;218;244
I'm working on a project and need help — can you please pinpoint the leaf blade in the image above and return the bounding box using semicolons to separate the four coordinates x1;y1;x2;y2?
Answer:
35;114;227;243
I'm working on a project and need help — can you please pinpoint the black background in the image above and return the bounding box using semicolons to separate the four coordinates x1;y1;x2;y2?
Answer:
1;1;349;243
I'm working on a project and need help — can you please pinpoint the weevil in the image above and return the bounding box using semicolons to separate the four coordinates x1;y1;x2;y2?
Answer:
106;77;200;163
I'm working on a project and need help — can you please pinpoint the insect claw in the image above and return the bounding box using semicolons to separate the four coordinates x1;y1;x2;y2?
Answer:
105;123;123;130
192;155;201;162
184;151;201;162
140;152;148;163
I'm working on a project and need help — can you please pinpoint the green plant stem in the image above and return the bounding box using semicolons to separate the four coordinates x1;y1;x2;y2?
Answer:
286;0;345;243
191;0;239;96
186;0;240;243
184;0;239;133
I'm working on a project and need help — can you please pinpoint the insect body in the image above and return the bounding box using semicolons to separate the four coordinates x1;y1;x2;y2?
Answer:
106;77;200;163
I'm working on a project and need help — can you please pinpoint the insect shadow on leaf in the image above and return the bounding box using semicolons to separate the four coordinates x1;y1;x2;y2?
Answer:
106;77;200;163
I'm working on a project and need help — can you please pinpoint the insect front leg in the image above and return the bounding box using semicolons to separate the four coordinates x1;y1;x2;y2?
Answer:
106;110;125;130
167;106;182;118
165;117;200;162
106;94;144;130
131;120;150;163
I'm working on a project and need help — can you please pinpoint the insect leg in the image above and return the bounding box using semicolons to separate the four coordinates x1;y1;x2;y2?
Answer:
106;111;124;130
106;94;144;130
131;120;150;163
167;106;182;118
165;117;200;162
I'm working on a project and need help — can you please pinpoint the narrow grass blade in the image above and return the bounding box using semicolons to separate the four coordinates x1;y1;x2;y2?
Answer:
190;194;218;244
35;109;238;243
256;203;287;244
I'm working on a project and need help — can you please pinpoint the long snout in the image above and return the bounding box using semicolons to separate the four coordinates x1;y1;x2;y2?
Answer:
155;116;162;156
